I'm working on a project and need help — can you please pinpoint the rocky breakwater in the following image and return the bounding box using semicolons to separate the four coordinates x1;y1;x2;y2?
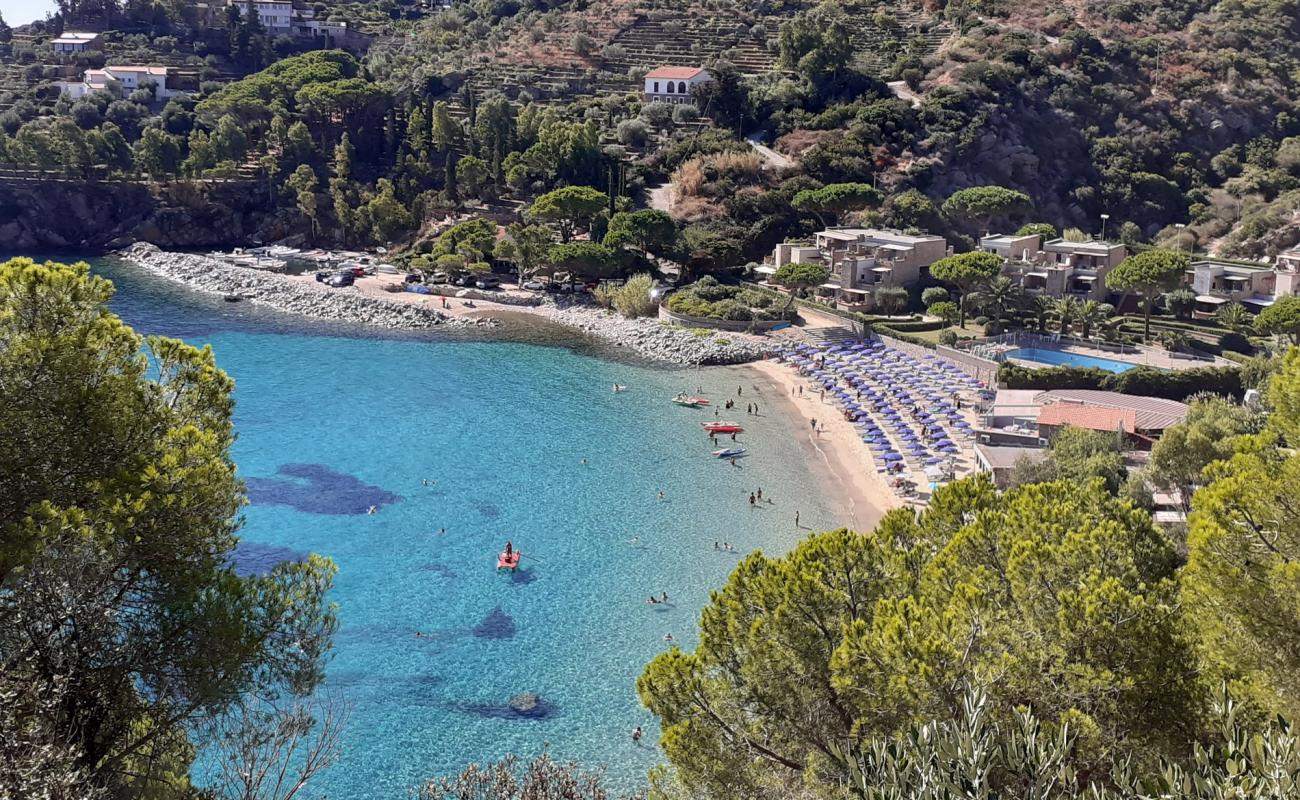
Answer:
537;302;770;366
121;243;493;330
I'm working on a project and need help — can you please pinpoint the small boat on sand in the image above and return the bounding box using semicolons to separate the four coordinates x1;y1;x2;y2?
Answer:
702;421;744;433
497;550;521;571
712;447;746;458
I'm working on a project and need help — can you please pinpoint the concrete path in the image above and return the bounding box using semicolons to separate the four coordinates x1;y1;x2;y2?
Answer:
885;80;923;109
746;135;794;169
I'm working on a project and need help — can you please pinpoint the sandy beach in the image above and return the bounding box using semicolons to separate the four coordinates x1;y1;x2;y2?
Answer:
738;359;901;532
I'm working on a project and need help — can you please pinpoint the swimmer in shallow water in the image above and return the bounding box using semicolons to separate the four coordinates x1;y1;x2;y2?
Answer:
367;505;377;514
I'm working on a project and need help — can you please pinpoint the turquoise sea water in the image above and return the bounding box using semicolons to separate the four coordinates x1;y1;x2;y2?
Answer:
56;257;841;797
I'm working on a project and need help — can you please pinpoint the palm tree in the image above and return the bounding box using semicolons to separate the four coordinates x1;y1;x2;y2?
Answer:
1216;302;1254;333
1052;296;1079;335
1029;295;1053;333
1076;300;1113;340
977;276;1023;324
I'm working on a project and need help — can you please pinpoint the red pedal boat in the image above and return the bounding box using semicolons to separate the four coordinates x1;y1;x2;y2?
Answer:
701;421;743;433
497;550;521;571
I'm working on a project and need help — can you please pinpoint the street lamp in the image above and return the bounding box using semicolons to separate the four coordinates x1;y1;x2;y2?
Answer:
1100;213;1110;241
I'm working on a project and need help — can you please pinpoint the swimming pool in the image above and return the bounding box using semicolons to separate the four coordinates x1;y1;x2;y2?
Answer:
1005;347;1138;373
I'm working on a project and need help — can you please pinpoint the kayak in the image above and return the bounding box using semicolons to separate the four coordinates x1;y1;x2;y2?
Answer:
702;421;743;433
497;551;521;571
672;398;704;407
712;447;746;458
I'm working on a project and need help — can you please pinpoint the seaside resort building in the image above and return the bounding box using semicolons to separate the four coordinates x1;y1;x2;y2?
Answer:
1182;249;1300;318
979;233;1127;301
763;228;951;312
56;65;174;99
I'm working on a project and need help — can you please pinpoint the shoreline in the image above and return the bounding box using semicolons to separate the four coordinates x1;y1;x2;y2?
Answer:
739;359;899;532
119;244;771;366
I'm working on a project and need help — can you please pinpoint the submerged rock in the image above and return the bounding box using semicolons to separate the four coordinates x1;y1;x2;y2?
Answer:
471;606;517;640
509;692;542;714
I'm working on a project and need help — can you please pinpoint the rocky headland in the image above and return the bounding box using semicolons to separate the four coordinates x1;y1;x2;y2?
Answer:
119;244;772;365
121;243;488;329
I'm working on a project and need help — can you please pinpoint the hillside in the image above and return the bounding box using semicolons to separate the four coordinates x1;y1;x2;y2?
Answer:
3;0;1300;261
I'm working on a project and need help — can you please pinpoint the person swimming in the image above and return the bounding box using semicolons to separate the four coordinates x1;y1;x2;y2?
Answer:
663;633;674;642
504;541;513;557
632;726;642;744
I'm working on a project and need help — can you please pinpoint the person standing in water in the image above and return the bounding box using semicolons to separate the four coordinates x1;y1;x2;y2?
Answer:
632;726;643;744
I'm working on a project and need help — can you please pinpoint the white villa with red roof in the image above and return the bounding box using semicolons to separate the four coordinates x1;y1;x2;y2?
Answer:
56;65;174;100
642;66;713;105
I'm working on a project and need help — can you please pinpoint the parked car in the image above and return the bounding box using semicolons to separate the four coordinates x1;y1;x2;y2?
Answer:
404;273;423;283
314;271;329;283
475;275;502;290
522;280;546;290
325;272;355;288
427;272;449;285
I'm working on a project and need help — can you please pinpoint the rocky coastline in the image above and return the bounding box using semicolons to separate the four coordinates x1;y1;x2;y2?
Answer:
119;244;772;365
121;243;491;330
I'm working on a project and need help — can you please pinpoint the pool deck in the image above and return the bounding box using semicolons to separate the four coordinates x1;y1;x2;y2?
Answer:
1036;342;1230;371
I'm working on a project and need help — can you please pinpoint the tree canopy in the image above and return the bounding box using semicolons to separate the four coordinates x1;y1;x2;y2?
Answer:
941;186;1031;233
639;476;1196;797
770;261;830;312
0;258;336;797
1105;249;1191;341
929;251;1004;326
791;183;883;227
1255;295;1300;345
529;186;608;243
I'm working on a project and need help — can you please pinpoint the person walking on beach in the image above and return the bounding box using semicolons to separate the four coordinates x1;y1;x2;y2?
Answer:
756;487;763;501
795;510;801;528
754;402;759;415
749;493;756;507
737;386;743;396
810;418;816;430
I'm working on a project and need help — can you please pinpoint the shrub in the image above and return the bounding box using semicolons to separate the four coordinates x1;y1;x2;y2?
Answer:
939;330;959;346
710;299;753;321
1218;331;1253;354
611;273;657;318
672;104;700;124
616;118;649;147
998;363;1245;401
921;286;949;307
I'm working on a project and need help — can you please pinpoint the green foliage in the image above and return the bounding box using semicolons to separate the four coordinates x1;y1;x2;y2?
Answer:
1149;395;1259;499
435;218;497;261
791;183;883;227
0;258;335;795
1016;222;1058;238
874;285;909;316
770;261;831;311
608;273;658;318
1182;349;1300;719
603;209;677;262
929;251;1004;326
998;363;1245;401
1105;249;1191;341
941;186;1031;233
1255;295;1300;345
196;50;361;125
529;186;608;243
928;300;959;326
545;242;617;280
639;477;1195;795
1010;426;1128;495
920;286;949;308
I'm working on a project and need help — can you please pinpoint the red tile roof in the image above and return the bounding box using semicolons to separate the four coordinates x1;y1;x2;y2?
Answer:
1035;389;1188;431
645;66;707;80
1037;403;1137;432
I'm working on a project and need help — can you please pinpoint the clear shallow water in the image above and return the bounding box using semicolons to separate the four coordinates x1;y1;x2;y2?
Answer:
1007;347;1138;373
28;255;841;797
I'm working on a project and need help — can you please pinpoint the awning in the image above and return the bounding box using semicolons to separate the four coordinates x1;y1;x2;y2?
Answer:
1242;295;1276;307
818;283;841;290
1224;275;1250;282
1074;275;1097;282
754;265;777;275
870;266;893;273
1026;271;1049;278
1195;295;1229;304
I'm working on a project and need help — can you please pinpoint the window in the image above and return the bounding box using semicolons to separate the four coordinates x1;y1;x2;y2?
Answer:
653;81;659;93
666;82;674;93
678;81;687;93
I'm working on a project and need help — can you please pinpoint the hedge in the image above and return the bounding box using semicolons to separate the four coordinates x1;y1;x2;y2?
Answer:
873;325;938;349
877;318;945;333
998;363;1244;401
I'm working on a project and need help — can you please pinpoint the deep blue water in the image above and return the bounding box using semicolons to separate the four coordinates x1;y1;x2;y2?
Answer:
1007;347;1138;373
24;255;841;797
